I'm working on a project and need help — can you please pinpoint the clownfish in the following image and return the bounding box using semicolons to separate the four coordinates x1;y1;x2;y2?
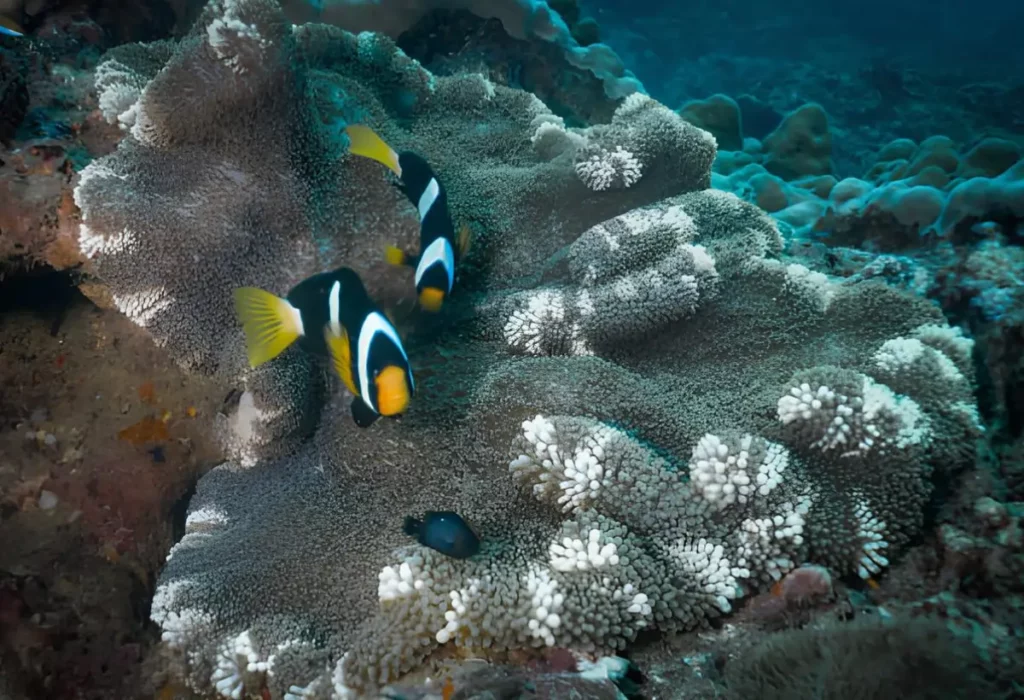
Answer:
0;15;24;37
403;511;480;559
345;124;471;313
232;267;415;428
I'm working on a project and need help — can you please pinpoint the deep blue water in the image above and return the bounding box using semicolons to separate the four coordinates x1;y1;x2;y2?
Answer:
584;0;1024;108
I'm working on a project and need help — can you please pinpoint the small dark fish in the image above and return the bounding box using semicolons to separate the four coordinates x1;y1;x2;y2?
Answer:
346;125;472;313
148;445;166;463
233;267;415;428
403;511;480;559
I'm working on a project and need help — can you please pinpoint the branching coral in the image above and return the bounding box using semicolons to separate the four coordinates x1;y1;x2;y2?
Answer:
575;144;644;191
499;189;775;357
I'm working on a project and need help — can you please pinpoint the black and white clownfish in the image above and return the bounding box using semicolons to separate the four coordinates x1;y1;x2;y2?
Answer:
403;511;480;559
232;267;415;428
345;124;472;313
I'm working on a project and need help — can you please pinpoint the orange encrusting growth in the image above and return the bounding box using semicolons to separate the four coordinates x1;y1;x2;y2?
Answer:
137;381;156;404
117;416;170;444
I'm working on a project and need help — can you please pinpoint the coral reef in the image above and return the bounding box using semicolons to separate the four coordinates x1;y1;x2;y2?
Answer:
394;8;621;126
72;0;713;469
0;49;29;146
280;0;643;100
710;111;1018;248
3;0;1020;698
0;27;123;276
0;272;225;699
72;4;984;697
604;7;1024;177
709;126;1023;449
717;616;995;700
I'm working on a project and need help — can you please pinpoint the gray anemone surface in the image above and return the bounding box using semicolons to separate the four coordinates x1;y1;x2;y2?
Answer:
73;0;984;697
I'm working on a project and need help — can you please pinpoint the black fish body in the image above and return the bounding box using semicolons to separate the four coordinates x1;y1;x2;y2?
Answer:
395;151;462;307
282;269;345;358
346;125;471;312
232;266;415;427
403;511;480;559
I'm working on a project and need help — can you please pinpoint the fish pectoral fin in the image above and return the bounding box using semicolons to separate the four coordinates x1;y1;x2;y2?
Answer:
456;223;473;258
323;325;359;397
384;245;407;267
345;125;401;176
350;395;380;428
232;287;301;368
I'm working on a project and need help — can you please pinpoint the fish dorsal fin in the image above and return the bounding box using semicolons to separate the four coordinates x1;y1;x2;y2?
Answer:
456;222;473;258
232;287;302;368
323;324;358;397
345;125;402;176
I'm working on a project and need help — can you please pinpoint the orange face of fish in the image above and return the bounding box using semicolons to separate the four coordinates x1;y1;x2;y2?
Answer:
374;365;410;416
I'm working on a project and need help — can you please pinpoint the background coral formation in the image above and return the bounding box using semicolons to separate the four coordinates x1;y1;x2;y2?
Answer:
58;1;989;696
1;0;1022;698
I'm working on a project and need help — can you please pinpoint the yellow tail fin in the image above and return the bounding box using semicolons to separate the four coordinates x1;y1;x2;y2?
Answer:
232;287;302;368
384;245;407;266
456;223;473;257
323;325;358;397
345;125;401;176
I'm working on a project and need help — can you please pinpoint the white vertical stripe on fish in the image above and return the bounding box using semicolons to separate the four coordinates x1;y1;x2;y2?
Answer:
357;312;412;413
417;178;440;221
328;280;341;336
287;300;305;337
414;237;455;291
